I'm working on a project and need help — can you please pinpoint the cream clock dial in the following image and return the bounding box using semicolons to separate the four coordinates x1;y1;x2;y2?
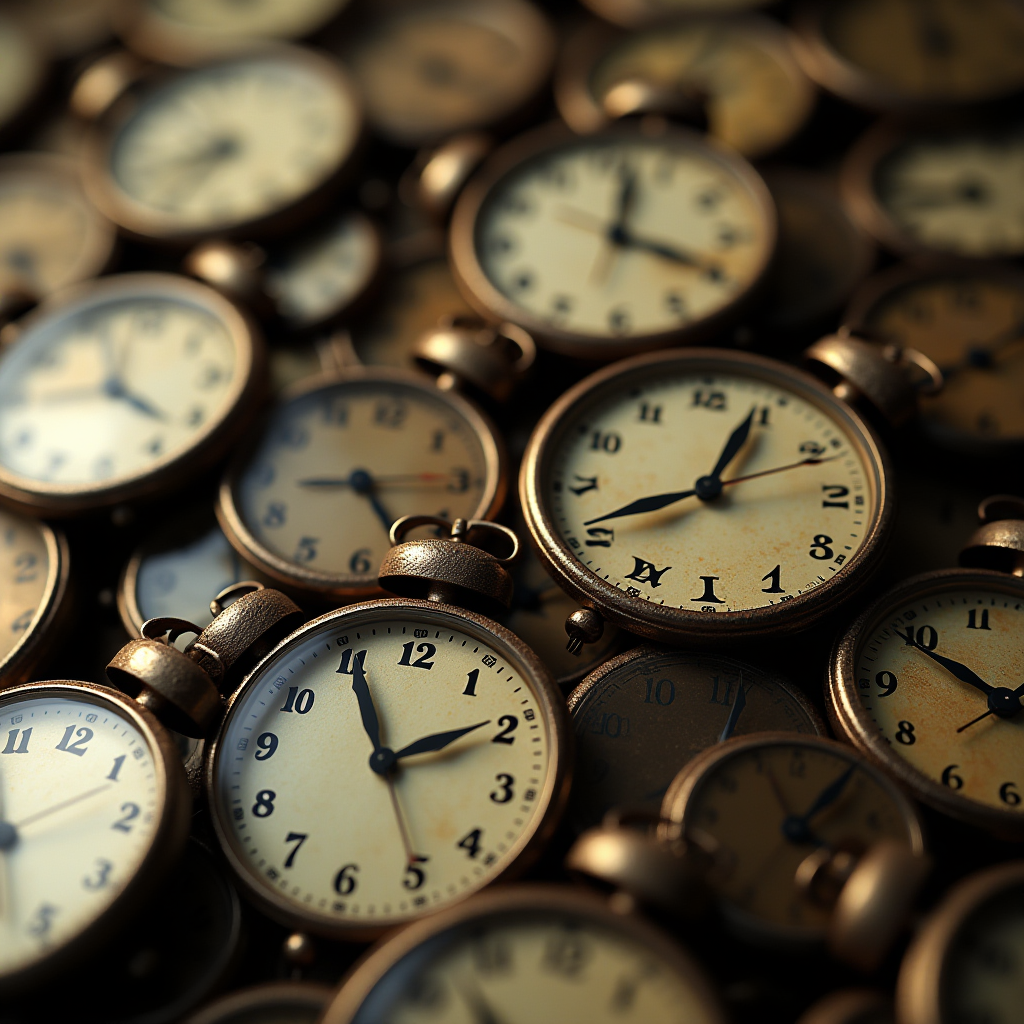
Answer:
450;125;775;360
208;605;563;938
830;570;1024;836
0;275;256;515
0;683;187;991
86;48;361;242
220;372;503;598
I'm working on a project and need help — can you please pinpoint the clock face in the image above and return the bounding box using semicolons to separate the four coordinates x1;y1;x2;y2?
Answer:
818;0;1024;104
101;51;359;237
0;690;165;981
567;649;822;832
463;132;773;349
264;209;379;330
0;281;243;498
870;127;1024;258
585;19;814;159
845;579;1024;819
210;607;562;935
0;509;53;671
538;357;880;617
341;0;554;146
0;157;113;300
852;270;1024;447
228;376;499;592
664;737;921;938
341;904;721;1024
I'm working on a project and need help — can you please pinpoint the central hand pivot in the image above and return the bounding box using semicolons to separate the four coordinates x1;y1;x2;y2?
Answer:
695;474;723;501
369;747;397;775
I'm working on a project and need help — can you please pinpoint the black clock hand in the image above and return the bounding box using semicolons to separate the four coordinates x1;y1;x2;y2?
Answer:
583;455;837;526
394;721;491;761
704;407;755;493
717;680;747;743
897;630;995;696
349;654;383;755
940;320;1024;376
458;982;508;1024
891;181;990;209
781;763;856;846
103;378;168;421
610;163;637;238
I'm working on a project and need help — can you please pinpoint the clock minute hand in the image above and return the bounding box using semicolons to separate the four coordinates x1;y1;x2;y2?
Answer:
394;721;491;761
897;630;995;696
349;655;383;754
781;763;856;846
707;407;755;483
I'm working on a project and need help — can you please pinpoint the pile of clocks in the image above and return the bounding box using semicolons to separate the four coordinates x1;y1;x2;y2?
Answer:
0;0;1022;1022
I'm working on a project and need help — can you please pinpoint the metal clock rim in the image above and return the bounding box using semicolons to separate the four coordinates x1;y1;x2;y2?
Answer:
319;882;727;1024
576;0;772;30
80;44;364;246
0;272;265;516
0;518;70;688
555;14;816;159
183;980;335;1024
203;596;572;943
0;678;191;995
216;365;507;599
566;643;827;735
827;567;1024;840
791;0;1024;112
896;860;1024;1024
659;730;926;947
518;347;894;644
448;120;778;362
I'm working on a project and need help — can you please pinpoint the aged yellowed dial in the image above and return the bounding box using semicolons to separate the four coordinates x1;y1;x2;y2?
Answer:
560;17;815;159
521;350;888;643
319;887;725;1024
662;734;924;942
219;372;504;598
829;571;1024;836
207;605;567;938
795;0;1024;109
451;125;775;359
846;263;1024;450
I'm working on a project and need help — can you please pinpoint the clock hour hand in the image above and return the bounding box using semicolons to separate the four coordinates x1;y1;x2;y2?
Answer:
717;680;747;743
394;721;491;761
349;654;384;755
702;407;755;498
781;763;856;846
103;377;167;421
584;487;698;526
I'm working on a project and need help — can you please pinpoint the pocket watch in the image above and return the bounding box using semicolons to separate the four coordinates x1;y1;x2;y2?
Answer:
449;121;776;361
82;46;363;245
797;990;894;1024
567;645;825;832
116;0;351;66
843;259;1024;454
759;168;875;337
0;508;70;687
660;733;926;947
0;273;265;517
0;153;116;305
185;981;333;1024
897;860;1024;1024
556;16;816;160
520;346;896;646
0;12;46;141
792;0;1024;111
118;509;254;640
332;0;556;149
217;368;505;600
827;497;1024;838
0;678;190;993
182;518;570;940
841;119;1024;261
579;0;772;29
318;885;726;1023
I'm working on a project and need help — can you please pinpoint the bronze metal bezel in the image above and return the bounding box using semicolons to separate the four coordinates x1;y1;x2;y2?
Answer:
519;347;894;645
660;731;926;947
827;567;1024;840
0;273;266;517
319;883;727;1024
81;45;364;246
448;121;777;362
555;15;816;159
792;0;1024;112
0;516;70;688
216;366;507;600
203;597;572;942
896;860;1024;1024
577;0;770;30
0;679;191;995
184;981;334;1024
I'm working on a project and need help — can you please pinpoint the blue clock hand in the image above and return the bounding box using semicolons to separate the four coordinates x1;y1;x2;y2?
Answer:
717;680;747;743
781;764;856;846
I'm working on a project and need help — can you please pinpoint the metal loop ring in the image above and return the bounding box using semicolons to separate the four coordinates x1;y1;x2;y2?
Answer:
496;322;537;374
389;514;453;546
186;641;225;680
140;616;203;645
210;580;265;618
389;515;520;562
886;344;944;396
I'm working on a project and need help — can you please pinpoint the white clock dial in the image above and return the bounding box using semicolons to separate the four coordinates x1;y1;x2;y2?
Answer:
0;692;164;980
547;366;876;613
470;133;772;342
211;608;558;934
0;510;52;671
0;285;240;492
102;51;359;236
